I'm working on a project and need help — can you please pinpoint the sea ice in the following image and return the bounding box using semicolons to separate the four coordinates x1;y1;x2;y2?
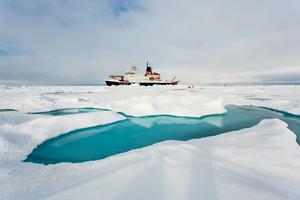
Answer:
0;85;300;200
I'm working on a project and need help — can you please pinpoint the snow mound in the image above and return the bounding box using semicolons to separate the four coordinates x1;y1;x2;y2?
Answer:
109;95;225;117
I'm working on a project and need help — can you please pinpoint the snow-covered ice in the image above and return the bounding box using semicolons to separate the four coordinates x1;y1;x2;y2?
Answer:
0;111;125;162
0;85;299;115
1;119;300;200
0;85;300;200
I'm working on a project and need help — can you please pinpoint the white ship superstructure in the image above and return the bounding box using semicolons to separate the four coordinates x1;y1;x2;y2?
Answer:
105;62;179;86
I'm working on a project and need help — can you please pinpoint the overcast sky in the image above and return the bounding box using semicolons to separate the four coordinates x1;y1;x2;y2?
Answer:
0;0;300;84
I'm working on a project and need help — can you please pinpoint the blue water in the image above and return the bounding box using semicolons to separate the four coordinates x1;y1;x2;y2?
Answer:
25;105;300;164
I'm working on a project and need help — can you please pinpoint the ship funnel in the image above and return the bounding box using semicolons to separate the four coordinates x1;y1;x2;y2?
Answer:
145;61;152;75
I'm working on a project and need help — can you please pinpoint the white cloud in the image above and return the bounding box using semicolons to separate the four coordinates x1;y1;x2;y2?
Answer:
0;0;299;84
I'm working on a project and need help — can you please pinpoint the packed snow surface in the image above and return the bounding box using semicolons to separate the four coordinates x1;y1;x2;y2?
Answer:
1;85;300;199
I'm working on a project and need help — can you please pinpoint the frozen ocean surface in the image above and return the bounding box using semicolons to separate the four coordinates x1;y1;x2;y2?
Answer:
1;85;300;200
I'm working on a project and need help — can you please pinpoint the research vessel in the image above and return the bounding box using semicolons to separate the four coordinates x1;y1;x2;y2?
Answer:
105;62;179;86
